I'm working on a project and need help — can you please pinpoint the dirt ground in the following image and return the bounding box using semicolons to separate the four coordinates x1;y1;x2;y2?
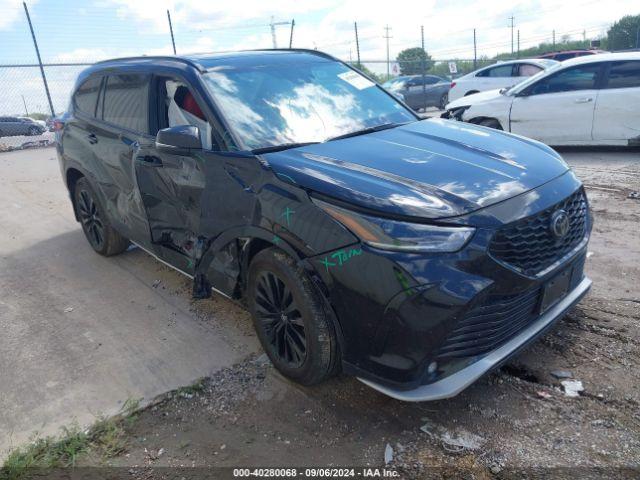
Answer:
2;146;640;478
98;148;640;477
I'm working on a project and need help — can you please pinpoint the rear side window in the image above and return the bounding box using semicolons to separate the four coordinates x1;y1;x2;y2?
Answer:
477;64;513;78
103;74;149;133
74;76;102;116
518;64;542;76
605;61;640;89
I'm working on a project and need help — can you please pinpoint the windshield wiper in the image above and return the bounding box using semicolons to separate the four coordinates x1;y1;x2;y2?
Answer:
252;142;320;154
324;122;410;142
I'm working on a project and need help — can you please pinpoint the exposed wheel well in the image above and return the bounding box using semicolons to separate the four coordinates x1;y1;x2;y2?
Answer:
66;168;84;195
468;117;503;130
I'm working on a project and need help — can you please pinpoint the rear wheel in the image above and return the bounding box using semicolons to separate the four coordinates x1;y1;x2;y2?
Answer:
248;248;339;385
73;177;129;256
439;92;449;109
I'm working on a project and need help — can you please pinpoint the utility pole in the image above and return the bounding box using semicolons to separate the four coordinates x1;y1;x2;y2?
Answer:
384;24;392;78
21;95;29;116
269;16;290;49
473;28;477;69
167;10;176;54
289;19;295;48
23;1;55;117
354;22;361;67
553;29;556;48
517;29;520;58
509;16;515;56
421;25;426;111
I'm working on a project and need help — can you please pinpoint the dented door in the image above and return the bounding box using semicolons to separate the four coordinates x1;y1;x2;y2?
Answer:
134;144;263;276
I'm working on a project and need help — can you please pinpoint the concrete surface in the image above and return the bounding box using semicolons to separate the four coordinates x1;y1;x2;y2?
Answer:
0;147;259;458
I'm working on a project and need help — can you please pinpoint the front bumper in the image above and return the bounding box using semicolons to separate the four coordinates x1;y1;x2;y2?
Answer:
358;276;591;401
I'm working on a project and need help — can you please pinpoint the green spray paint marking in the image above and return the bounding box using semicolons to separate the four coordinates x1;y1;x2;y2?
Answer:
281;207;295;227
320;248;363;272
272;235;281;244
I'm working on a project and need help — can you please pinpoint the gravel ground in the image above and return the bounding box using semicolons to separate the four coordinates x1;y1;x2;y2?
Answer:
90;148;640;478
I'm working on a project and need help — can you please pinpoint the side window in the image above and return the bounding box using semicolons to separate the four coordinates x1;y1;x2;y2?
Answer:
73;76;102;116
477;64;514;78
518;64;542;77
103;74;149;133
605;61;640;89
528;64;601;95
156;77;217;150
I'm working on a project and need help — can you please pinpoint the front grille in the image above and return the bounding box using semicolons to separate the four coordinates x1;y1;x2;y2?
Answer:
436;254;586;361
436;288;540;360
489;189;588;276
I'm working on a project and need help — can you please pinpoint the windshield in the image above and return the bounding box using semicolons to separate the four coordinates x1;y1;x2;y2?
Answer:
202;59;416;150
506;61;564;94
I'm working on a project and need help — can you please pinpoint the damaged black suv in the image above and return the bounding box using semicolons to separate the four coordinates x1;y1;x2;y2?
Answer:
57;50;591;401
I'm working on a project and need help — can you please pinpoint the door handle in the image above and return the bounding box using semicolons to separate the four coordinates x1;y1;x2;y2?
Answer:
136;155;163;167
87;133;98;144
574;98;593;103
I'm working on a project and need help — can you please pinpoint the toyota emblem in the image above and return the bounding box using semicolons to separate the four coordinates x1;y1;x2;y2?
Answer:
550;210;570;239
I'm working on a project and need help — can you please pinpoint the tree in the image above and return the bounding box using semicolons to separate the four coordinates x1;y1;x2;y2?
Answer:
396;47;433;75
607;14;640;51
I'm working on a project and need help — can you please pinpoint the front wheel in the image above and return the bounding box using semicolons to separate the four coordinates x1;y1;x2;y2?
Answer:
477;118;503;130
248;248;340;385
28;126;39;136
73;177;129;256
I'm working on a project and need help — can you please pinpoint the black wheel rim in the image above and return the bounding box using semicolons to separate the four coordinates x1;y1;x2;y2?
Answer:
77;189;105;249
441;94;448;109
254;271;307;368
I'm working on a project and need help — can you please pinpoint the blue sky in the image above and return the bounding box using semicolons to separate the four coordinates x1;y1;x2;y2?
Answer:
0;0;634;114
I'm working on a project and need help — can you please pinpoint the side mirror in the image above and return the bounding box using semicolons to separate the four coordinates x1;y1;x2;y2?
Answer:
156;125;201;155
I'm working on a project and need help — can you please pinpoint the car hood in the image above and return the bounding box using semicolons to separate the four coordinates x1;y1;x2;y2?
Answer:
446;88;507;109
262;118;569;220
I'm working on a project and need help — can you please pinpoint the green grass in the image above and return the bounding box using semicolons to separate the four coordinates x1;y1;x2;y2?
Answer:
175;377;206;397
1;398;141;480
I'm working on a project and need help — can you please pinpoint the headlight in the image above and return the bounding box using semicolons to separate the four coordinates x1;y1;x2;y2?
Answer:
313;198;474;253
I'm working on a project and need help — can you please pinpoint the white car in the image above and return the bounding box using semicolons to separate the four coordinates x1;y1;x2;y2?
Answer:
448;59;559;102
443;52;640;146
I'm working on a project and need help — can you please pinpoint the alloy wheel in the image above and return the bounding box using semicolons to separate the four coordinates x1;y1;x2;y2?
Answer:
254;270;307;367
77;189;105;250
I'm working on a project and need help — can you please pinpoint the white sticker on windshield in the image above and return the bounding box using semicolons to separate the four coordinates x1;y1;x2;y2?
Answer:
338;70;375;90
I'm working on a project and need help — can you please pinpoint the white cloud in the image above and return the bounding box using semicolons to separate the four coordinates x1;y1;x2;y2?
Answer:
0;0;40;30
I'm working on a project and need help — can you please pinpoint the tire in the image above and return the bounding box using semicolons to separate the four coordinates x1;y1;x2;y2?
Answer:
464;90;479;96
73;177;129;256
477;118;503;130
439;92;449;110
248;248;340;385
28;126;39;136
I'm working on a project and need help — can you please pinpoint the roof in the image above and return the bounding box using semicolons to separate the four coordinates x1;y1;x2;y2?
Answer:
557;51;640;67
92;49;335;72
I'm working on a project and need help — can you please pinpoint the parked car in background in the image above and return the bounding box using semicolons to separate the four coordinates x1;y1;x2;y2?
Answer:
537;49;606;61
448;59;559;102
443;52;640;146
0;116;46;137
57;50;592;401
383;74;450;110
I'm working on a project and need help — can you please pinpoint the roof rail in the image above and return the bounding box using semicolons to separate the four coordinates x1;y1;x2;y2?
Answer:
93;55;206;72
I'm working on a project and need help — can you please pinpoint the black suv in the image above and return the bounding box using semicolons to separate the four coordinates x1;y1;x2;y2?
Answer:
57;50;591;401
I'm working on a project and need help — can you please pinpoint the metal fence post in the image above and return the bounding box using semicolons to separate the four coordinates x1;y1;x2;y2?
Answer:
167;10;177;54
23;1;55;117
